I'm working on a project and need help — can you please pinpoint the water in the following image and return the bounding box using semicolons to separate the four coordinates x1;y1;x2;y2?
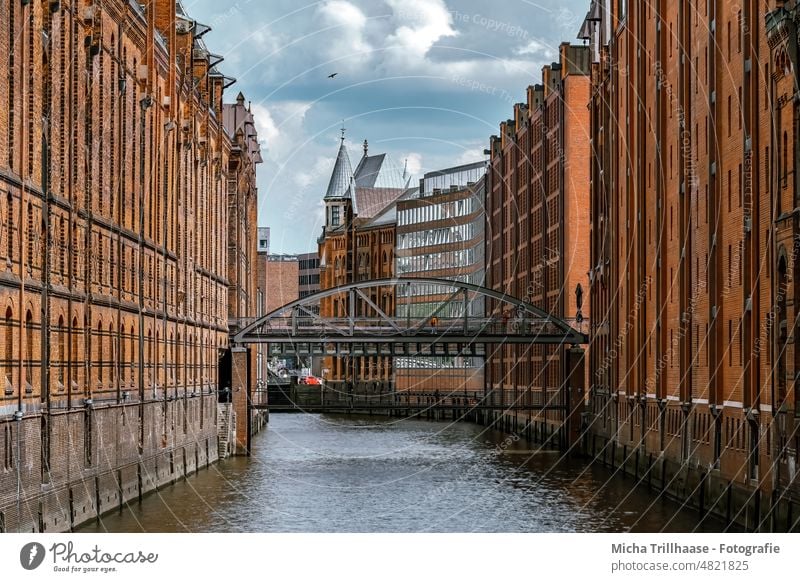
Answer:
78;414;731;532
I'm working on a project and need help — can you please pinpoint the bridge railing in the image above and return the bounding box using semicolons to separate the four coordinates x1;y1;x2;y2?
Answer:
253;316;571;338
264;383;564;411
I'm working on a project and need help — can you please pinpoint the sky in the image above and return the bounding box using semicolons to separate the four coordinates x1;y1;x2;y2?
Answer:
183;0;588;254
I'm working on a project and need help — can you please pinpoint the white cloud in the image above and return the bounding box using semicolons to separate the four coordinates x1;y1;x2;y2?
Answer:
455;148;486;166
402;152;423;178
316;0;373;71
249;100;313;163
515;38;556;59
385;0;457;64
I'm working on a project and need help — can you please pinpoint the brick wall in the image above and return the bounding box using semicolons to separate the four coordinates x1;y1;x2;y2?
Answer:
586;1;786;498
485;44;591;430
0;0;254;530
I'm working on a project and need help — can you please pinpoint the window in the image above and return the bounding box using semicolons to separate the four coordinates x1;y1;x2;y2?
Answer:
59;217;66;275
4;307;12;389
26;203;33;270
25;311;33;390
71;317;79;390
6;194;13;263
96;320;103;384
108;323;114;383
57;316;65;385
331;206;340;226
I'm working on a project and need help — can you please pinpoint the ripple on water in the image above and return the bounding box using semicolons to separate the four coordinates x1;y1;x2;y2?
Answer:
79;414;733;533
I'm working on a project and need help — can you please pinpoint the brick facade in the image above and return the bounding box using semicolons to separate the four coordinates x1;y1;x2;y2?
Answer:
486;44;591;432
0;0;258;531
264;256;300;314
584;0;798;528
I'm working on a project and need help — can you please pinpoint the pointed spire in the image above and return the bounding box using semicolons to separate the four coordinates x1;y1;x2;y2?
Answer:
325;132;357;209
236;92;245;105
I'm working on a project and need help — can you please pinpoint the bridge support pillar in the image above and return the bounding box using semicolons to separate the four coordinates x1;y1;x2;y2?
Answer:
564;347;586;456
231;347;252;456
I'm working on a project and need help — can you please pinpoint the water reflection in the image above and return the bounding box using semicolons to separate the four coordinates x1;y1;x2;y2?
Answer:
78;414;732;533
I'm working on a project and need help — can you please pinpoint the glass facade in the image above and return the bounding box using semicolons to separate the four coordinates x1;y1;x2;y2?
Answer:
397;220;480;250
397;197;479;226
421;162;487;196
395;356;476;369
394;169;486;373
396;244;482;274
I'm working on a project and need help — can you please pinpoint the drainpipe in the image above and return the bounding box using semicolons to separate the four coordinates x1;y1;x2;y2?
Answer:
139;94;153;454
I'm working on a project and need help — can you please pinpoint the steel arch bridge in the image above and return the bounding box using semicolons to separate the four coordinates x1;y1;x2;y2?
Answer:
233;277;586;355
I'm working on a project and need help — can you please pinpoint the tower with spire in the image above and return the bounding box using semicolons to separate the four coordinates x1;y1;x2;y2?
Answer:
323;127;358;231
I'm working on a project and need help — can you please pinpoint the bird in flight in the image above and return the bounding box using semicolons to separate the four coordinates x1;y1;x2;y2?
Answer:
328;73;338;78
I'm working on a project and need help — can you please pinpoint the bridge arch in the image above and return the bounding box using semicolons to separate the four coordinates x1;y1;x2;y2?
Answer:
233;277;586;346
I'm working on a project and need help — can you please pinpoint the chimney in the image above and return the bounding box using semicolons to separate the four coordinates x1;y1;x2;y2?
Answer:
153;0;176;106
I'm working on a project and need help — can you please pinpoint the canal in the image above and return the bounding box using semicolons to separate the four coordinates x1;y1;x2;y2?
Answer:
78;414;733;532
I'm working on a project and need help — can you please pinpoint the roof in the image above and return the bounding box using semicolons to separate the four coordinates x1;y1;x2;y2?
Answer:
355;187;407;220
323;136;412;224
366;187;419;227
324;138;358;212
222;93;263;164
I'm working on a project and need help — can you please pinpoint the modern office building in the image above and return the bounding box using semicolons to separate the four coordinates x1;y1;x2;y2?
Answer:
298;252;321;299
395;162;487;392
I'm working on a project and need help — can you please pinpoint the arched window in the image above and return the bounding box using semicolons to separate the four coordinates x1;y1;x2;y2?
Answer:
26;203;33;269
144;329;155;386
96;319;103;384
188;334;194;386
108;323;114;383
127;325;134;386
4;307;13;389
72;221;78;277
157;330;164;386
71;316;79;390
25;310;33;389
57;316;65;385
59;217;66;275
169;332;175;383
177;333;182;384
6;194;13;263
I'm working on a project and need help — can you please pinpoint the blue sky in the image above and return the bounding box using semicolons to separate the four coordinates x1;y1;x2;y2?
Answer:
183;0;588;253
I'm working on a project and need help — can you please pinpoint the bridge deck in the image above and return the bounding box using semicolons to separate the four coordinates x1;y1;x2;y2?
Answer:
258;403;567;412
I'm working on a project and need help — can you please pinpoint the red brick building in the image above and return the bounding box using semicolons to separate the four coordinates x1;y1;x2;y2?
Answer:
0;0;259;531
486;43;591;437
318;136;412;387
264;255;300;314
583;0;797;528
224;91;266;447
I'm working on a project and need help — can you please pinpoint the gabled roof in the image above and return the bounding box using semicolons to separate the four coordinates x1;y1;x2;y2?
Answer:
354;152;410;189
323;135;414;225
222;92;262;164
